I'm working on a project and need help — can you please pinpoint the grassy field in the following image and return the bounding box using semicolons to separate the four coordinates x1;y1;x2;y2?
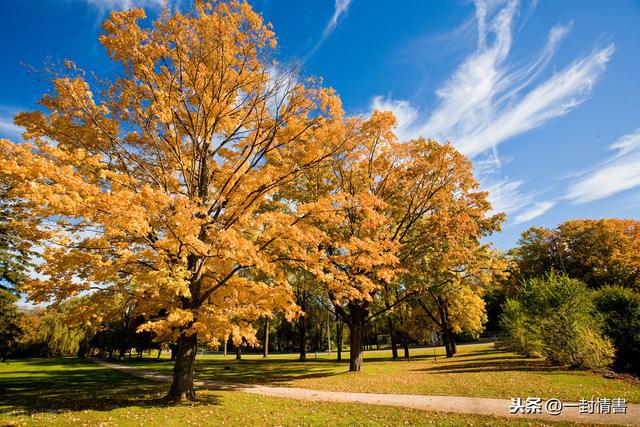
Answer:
0;357;585;426
117;343;640;403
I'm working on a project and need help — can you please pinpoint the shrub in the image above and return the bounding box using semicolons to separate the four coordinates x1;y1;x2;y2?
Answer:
500;273;613;370
594;285;640;376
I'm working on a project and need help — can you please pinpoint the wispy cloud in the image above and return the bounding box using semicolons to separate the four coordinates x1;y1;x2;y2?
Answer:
513;200;555;224
305;0;352;60
0;107;24;140
483;178;533;216
566;128;640;203
370;96;418;141
368;0;612;224
81;0;165;10
373;0;613;159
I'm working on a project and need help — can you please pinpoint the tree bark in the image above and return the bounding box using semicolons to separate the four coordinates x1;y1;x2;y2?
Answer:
298;292;307;361
449;328;457;355
438;302;456;358
346;303;368;372
387;317;398;359
402;333;410;359
170;343;177;361
336;317;343;361
236;343;242;360
166;332;198;402
348;318;364;371
263;317;269;358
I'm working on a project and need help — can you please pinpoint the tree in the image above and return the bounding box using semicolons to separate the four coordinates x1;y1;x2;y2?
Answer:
408;247;506;357
594;285;640;376
296;112;502;371
501;273;614;370
512;219;640;289
0;181;34;294
0;289;22;360
0;1;352;401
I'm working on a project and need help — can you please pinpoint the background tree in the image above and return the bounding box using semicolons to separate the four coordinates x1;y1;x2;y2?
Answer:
512;219;640;289
0;289;22;360
408;247;506;357
0;0;352;401
594;285;640;376
297;111;502;371
0;180;35;294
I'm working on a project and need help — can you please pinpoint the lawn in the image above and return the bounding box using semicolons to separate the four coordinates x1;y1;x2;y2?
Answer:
0;357;584;426
117;343;640;404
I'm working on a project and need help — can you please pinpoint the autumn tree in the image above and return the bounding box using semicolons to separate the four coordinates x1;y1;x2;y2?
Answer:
407;247;507;357
296;111;502;371
512;219;640;289
0;1;353;401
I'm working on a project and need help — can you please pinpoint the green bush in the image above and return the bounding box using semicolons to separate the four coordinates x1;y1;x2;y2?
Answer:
500;299;542;357
594;285;640;376
500;273;613;370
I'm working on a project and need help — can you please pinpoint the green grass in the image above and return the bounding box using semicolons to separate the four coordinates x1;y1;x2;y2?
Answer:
0;358;583;426
118;343;640;403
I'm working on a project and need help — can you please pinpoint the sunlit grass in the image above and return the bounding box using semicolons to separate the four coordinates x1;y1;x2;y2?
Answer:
119;343;640;403
0;358;583;426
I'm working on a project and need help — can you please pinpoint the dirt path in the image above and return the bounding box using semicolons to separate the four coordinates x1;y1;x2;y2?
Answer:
92;358;639;426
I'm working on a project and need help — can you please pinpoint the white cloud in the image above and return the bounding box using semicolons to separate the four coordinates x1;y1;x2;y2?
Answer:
513;200;555;224
481;177;532;216
0;107;24;139
370;96;418;141
566;128;640;203
371;0;613;161
305;0;353;60
82;0;164;10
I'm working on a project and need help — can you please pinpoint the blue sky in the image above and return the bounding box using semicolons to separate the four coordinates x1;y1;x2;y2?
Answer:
1;0;639;250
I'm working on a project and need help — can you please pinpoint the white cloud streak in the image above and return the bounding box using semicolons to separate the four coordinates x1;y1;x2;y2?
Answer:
305;0;352;60
370;96;418;141
0;107;24;139
81;0;165;10
513;200;555;224
566;129;640;203
368;0;612;224
379;0;613;159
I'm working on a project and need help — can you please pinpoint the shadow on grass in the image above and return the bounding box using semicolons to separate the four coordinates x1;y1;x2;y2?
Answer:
0;358;221;414
420;356;560;374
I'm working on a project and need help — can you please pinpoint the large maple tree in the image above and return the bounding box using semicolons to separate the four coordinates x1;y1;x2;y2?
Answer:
0;1;352;400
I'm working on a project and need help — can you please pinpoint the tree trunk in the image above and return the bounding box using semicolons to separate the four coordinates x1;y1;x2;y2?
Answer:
166;332;198;402
236;343;242;360
298;293;307;361
336;317;343;361
223;337;227;357
449;328;457;355
157;348;162;359
347;303;368;372
170;343;177;361
387;317;398;359
263;317;269;358
437;299;456;358
403;334;410;359
299;313;306;360
348;318;364;371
